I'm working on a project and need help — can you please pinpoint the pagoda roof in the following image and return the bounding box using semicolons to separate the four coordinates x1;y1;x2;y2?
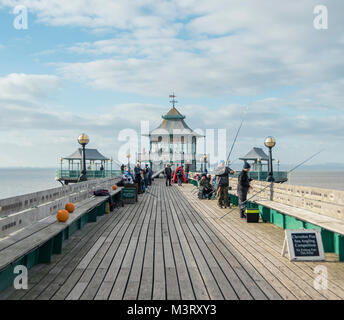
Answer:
63;148;109;161
148;106;203;138
162;107;185;120
239;147;270;161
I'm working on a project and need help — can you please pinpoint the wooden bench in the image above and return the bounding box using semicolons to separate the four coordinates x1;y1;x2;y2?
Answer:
0;188;122;292
227;190;344;261
188;176;344;261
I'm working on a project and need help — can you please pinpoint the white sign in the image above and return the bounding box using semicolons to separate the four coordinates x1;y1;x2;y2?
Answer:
281;229;325;261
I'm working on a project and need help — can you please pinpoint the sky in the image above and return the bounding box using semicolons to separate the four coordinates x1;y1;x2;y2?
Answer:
0;0;343;168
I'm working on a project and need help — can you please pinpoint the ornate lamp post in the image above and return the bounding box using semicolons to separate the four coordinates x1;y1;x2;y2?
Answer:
78;133;89;182
264;136;276;182
126;153;131;172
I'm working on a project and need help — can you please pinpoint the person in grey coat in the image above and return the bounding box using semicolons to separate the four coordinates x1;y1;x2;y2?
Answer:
214;160;235;208
237;162;253;218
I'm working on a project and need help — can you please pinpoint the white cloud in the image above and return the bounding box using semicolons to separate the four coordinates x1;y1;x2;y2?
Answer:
0;1;343;166
0;73;61;102
48;0;344;100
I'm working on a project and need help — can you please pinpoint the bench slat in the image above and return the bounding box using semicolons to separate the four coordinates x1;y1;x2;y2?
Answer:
0;196;110;271
256;199;344;235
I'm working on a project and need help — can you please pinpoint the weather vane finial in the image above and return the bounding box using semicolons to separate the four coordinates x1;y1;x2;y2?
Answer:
169;92;178;108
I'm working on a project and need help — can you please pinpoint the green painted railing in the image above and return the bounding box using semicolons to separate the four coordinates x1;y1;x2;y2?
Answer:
56;170;122;179
192;170;288;182
231;171;288;182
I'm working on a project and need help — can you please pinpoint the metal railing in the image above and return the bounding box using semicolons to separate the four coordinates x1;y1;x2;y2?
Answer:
56;170;123;179
193;170;288;182
232;171;288;182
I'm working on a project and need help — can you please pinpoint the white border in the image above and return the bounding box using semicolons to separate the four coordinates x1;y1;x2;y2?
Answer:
282;229;325;261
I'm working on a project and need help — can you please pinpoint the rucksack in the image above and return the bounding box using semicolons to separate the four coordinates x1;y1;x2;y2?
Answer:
94;189;110;196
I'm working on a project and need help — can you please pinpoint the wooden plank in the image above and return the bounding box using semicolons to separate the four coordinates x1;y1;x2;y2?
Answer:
77;204;140;300
165;187;224;300
171;186;252;300
94;187;152;300
182;183;344;300
137;186;157;300
164;190;209;300
152;185;166;300
4;178;344;301
160;185;181;300
31;205;128;300
162;187;195;300
54;195;146;300
183;185;297;300
108;187;154;300
17;212;114;300
123;186;156;300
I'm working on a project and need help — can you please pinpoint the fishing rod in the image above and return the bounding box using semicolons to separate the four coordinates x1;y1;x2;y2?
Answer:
145;190;158;198
226;120;243;162
287;149;324;175
226;106;248;163
219;149;324;219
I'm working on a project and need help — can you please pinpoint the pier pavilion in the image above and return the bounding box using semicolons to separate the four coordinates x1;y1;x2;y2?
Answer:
138;95;204;171
56;148;120;184
238;147;288;183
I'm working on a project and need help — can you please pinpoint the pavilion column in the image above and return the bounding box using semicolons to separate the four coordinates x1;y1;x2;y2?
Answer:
169;134;173;165
192;136;196;171
181;136;185;165
149;138;153;169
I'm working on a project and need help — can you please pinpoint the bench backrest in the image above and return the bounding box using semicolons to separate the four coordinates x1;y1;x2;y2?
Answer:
228;178;344;220
0;177;120;238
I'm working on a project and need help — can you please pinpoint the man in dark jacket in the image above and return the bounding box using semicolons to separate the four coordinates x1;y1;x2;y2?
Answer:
134;163;142;192
237;162;253;218
214;160;235;208
164;164;172;186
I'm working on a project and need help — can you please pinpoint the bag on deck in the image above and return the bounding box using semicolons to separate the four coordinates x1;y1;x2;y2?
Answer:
93;189;110;196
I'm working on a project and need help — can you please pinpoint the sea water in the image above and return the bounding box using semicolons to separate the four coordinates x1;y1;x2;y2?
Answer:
288;171;344;191
0;168;60;200
0;168;343;200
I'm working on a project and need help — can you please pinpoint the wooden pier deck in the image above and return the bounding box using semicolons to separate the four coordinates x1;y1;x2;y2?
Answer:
1;179;344;300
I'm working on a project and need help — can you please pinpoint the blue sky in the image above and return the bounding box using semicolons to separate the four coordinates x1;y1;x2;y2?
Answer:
0;0;343;167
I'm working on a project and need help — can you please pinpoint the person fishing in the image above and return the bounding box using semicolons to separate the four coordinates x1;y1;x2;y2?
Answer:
173;164;186;186
214;160;235;208
199;173;214;200
237;162;253;219
220;149;324;220
164;163;172;186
